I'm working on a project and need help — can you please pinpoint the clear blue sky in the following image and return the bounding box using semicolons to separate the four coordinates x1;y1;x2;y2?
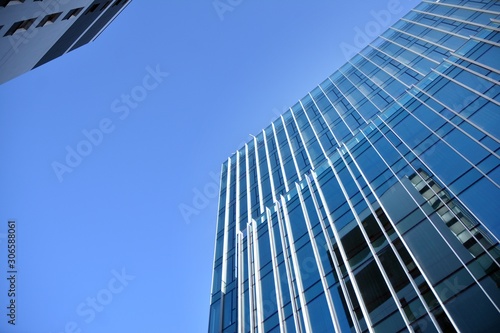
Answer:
0;1;418;332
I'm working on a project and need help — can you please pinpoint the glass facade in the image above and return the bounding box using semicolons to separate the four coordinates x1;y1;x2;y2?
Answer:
209;1;500;332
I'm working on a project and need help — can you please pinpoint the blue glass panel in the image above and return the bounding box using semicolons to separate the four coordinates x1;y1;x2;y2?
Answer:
307;294;336;332
458;177;500;236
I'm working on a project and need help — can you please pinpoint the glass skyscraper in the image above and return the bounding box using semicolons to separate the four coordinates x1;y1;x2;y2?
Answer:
208;1;500;332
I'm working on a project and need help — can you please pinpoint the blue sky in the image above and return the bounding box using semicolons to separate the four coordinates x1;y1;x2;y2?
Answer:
0;1;418;332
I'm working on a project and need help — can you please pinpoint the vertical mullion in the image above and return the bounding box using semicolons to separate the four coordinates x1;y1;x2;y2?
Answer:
309;172;363;333
263;129;278;202
252;135;265;215
221;157;233;294
272;122;290;193
276;198;303;333
237;231;244;333
281;114;303;182
290;107;315;170
251;219;265;332
247;223;256;333
267;208;286;333
282;185;313;333
299;176;342;332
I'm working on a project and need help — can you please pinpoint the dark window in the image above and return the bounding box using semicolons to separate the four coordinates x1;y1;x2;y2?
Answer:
101;1;112;10
37;12;62;27
4;18;35;36
85;3;100;14
63;7;84;20
356;259;397;322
